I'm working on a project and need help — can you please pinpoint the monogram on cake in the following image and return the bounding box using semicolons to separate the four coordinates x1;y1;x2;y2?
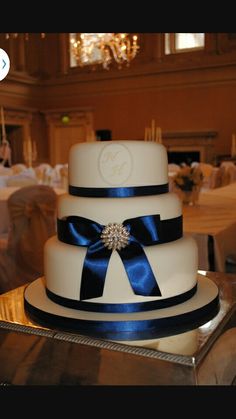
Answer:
24;140;219;341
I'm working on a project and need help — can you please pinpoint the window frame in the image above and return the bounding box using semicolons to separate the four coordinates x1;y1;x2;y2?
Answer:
165;33;205;55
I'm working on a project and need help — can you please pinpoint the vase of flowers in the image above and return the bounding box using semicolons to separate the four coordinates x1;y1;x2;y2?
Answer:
173;165;203;205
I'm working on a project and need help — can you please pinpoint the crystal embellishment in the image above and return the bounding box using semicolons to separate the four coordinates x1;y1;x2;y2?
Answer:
101;222;130;250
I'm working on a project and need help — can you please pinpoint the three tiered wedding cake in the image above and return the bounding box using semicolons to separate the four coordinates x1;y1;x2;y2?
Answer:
24;140;219;340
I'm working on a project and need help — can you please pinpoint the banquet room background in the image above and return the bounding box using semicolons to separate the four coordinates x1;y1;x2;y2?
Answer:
1;33;236;386
0;33;236;165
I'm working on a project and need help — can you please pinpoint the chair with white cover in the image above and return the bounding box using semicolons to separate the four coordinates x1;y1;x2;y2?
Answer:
220;161;235;169
60;164;68;190
227;165;236;183
11;163;27;175
53;164;64;187
191;161;200;168
0;185;57;293
198;163;214;190
220;163;236;186
34;163;52;184
208;167;222;189
168;163;180;173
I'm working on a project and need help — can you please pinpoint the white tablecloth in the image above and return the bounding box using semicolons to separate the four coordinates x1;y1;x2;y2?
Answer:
183;183;236;272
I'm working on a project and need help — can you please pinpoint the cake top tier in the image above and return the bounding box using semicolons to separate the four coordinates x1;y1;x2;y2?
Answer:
69;140;168;189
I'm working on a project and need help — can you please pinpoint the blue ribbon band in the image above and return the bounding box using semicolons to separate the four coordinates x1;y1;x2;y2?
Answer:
46;284;197;313
24;293;220;341
69;184;169;198
57;214;183;302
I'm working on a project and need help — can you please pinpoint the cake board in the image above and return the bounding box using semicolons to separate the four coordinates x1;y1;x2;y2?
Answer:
23;273;219;341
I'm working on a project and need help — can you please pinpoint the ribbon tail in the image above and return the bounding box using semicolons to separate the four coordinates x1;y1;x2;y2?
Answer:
118;242;162;297
80;241;112;300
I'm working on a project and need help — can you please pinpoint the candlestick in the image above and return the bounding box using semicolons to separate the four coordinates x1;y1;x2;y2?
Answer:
156;127;159;143
33;141;37;159
145;120;163;143
158;127;162;144
23;137;37;167
151;119;155;142
231;133;236;158
28;137;32;154
1;106;6;142
23;140;26;156
144;127;148;141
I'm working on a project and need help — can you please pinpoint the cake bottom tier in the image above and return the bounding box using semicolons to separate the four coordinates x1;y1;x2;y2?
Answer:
24;275;219;341
44;235;198;305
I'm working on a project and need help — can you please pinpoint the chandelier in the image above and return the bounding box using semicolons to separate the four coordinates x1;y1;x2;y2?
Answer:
70;33;139;70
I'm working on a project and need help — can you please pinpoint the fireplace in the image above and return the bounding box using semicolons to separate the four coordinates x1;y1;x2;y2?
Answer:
168;150;200;165
162;131;217;164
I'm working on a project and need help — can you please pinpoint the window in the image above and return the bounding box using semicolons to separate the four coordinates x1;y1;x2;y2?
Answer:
165;33;205;55
70;33;78;67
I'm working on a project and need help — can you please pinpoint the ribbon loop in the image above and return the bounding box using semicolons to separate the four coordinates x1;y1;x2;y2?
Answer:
80;241;112;300
118;241;161;296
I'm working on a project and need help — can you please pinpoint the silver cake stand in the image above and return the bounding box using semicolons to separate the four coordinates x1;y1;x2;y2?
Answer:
0;270;236;385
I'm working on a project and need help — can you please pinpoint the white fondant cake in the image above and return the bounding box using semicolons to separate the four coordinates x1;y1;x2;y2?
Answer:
45;141;197;304
24;140;219;340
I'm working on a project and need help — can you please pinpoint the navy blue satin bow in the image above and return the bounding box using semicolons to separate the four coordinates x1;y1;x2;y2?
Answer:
57;214;182;301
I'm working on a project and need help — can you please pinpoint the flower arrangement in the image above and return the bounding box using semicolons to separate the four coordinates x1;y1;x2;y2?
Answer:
173;165;203;192
173;165;204;205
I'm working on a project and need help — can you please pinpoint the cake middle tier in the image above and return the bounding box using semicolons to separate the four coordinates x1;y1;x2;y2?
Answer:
57;191;182;222
44;191;198;304
45;234;198;304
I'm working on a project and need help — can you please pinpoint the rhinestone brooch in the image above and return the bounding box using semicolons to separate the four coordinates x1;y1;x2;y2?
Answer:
101;222;130;251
